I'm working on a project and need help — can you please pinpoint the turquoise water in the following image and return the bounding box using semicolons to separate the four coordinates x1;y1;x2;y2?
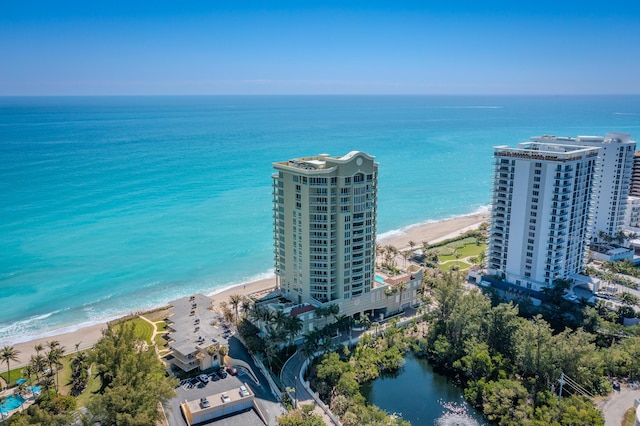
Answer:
0;395;25;412
1;95;639;344
375;274;386;283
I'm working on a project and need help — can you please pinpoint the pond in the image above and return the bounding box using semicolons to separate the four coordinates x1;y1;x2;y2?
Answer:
360;353;485;425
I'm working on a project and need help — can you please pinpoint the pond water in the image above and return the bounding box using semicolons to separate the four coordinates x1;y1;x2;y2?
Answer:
360;353;485;425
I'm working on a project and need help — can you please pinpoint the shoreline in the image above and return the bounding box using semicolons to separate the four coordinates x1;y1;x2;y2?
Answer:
8;211;489;367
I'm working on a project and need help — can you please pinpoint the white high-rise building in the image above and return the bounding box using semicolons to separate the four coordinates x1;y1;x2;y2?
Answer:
488;142;599;291
531;133;636;240
272;152;377;304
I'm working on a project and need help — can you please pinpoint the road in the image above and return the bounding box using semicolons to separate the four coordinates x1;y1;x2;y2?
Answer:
599;386;640;426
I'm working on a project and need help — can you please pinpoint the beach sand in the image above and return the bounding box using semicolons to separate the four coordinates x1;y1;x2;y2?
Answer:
10;212;488;367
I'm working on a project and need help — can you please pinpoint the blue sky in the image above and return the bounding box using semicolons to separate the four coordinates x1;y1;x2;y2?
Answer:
1;1;639;95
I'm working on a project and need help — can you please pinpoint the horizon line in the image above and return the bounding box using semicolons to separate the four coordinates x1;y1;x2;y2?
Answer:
2;93;640;98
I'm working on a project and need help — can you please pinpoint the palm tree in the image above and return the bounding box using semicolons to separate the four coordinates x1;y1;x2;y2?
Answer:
241;299;252;320
397;280;408;307
34;343;43;356
29;354;45;385
229;294;242;325
0;346;20;389
195;352;204;369
218;345;229;367
359;314;372;332
284;316;303;347
272;309;289;333
46;340;65;393
619;292;640;306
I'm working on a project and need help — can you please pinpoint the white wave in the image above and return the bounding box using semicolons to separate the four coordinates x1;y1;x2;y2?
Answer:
613;112;640;116
206;270;276;297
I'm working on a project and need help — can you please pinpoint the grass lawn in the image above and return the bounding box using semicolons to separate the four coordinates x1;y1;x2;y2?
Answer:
438;260;471;272
75;363;102;408
456;243;486;257
437;243;486;262
154;321;168;348
114;317;154;345
439;253;459;262
1;367;25;388
622;406;636;426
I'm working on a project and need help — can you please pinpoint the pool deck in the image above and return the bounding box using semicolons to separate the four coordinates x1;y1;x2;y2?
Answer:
0;387;38;421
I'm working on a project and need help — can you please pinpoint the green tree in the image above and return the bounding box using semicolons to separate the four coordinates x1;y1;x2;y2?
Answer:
229;294;242;325
277;404;324;426
1;345;20;388
87;323;177;425
481;379;530;425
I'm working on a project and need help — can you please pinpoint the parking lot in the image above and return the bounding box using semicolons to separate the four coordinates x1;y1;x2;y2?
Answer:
164;337;285;426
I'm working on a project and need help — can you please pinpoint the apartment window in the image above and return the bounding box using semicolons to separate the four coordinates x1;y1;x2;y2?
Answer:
534;177;541;182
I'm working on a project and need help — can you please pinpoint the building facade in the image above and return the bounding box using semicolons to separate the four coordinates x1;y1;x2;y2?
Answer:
488;142;599;291
631;152;640;197
531;134;636;239
273;152;377;305
625;196;640;232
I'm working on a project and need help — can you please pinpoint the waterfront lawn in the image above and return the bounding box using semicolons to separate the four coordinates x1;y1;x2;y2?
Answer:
114;317;154;345
0;368;22;388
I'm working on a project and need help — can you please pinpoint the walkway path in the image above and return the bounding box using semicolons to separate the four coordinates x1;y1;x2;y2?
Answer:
138;315;171;357
599;386;640;426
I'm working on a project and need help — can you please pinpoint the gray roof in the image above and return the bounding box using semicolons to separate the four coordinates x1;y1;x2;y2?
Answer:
167;293;228;356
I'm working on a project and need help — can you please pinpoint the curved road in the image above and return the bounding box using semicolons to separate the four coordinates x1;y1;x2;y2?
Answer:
600;387;640;426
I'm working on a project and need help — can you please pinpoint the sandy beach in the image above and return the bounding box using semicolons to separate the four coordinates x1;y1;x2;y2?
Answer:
10;212;488;367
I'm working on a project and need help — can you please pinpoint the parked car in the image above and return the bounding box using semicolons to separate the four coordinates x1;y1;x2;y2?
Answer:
198;374;209;383
218;368;227;378
226;366;238;376
240;385;250;397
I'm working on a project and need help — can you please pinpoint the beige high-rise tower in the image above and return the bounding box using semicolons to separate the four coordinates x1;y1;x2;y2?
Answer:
272;152;377;305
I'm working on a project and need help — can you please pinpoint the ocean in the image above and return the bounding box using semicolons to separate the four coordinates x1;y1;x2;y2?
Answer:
1;95;639;345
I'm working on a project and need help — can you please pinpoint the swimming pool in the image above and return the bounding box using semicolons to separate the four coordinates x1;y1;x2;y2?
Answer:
0;394;25;412
375;274;386;283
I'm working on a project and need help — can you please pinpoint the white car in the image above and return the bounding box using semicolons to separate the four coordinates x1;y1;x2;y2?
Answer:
563;292;578;302
240;385;249;397
198;374;209;383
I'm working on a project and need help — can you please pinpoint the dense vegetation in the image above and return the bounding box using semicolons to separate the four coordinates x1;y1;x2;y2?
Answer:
85;323;178;425
303;271;640;426
276;404;325;426
308;322;410;426
5;323;177;425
